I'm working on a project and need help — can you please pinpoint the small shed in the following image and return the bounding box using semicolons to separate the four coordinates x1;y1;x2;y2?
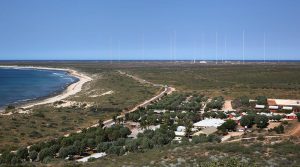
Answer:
255;105;265;109
269;106;279;110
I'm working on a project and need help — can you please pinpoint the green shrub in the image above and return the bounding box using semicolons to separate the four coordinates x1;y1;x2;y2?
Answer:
29;151;38;161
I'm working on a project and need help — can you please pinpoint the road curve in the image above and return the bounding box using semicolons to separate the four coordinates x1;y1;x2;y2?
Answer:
66;71;176;135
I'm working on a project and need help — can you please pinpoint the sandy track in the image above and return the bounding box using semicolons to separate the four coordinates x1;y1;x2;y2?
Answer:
287;122;300;136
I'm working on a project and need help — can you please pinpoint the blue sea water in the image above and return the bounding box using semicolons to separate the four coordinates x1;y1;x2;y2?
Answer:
0;67;78;108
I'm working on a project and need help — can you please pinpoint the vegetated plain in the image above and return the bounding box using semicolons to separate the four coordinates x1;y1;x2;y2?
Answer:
0;61;160;151
84;140;300;167
3;61;300;100
1;61;300;166
124;62;300;99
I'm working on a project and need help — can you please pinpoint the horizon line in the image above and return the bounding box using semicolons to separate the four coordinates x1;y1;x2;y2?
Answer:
0;59;300;62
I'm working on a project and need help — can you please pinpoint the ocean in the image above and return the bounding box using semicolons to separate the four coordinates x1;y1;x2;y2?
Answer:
0;67;78;109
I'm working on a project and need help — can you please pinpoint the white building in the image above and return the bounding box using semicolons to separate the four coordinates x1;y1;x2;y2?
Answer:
255;105;265;109
193;118;225;128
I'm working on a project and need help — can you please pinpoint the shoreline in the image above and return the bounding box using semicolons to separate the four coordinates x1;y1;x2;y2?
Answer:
0;65;92;112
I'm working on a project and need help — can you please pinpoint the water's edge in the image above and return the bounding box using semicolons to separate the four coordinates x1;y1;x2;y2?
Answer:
0;66;79;111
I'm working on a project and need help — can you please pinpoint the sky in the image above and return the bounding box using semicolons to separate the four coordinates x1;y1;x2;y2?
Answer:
0;0;299;60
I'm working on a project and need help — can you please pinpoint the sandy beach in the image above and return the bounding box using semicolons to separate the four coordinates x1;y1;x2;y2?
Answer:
0;65;92;112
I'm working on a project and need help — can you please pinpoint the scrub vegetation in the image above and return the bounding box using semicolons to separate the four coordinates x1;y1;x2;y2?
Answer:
0;62;160;151
124;62;300;99
1;61;300;166
85;140;300;167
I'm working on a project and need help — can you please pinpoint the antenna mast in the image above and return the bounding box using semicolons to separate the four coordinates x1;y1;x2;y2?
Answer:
117;40;120;63
264;33;266;64
224;35;227;63
277;40;280;64
170;32;173;62
174;30;177;63
193;41;196;63
142;34;145;63
243;30;245;64
215;32;218;64
201;33;204;62
110;37;113;64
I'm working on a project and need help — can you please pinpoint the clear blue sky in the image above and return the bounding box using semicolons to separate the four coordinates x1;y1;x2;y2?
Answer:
0;0;299;60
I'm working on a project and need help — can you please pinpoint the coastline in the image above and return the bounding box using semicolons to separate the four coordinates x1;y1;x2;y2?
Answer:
0;65;92;112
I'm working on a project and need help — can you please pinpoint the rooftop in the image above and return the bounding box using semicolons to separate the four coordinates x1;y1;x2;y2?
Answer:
268;99;300;107
193;118;225;128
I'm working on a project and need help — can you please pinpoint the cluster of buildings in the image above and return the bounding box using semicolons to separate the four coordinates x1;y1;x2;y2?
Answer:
131;98;300;142
174;98;300;141
255;99;300;113
173;118;224;141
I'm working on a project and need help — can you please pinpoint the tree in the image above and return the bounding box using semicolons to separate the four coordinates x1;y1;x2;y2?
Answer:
10;156;21;165
29;151;38;161
125;140;139;152
0;151;14;164
125;113;129;121
96;142;111;152
141;138;153;149
240;96;250;106
207;134;221;143
254;115;269;129
16;147;29;160
107;146;122;155
218;119;237;132
271;125;284;134
240;115;254;128
269;115;282;122
73;140;85;155
140;119;147;129
98;119;104;128
112;114;117;123
58;146;76;158
49;144;60;155
38;148;52;161
296;113;300;122
87;138;96;148
216;111;227;119
120;127;131;138
192;134;208;144
184;120;193;138
256;96;268;105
